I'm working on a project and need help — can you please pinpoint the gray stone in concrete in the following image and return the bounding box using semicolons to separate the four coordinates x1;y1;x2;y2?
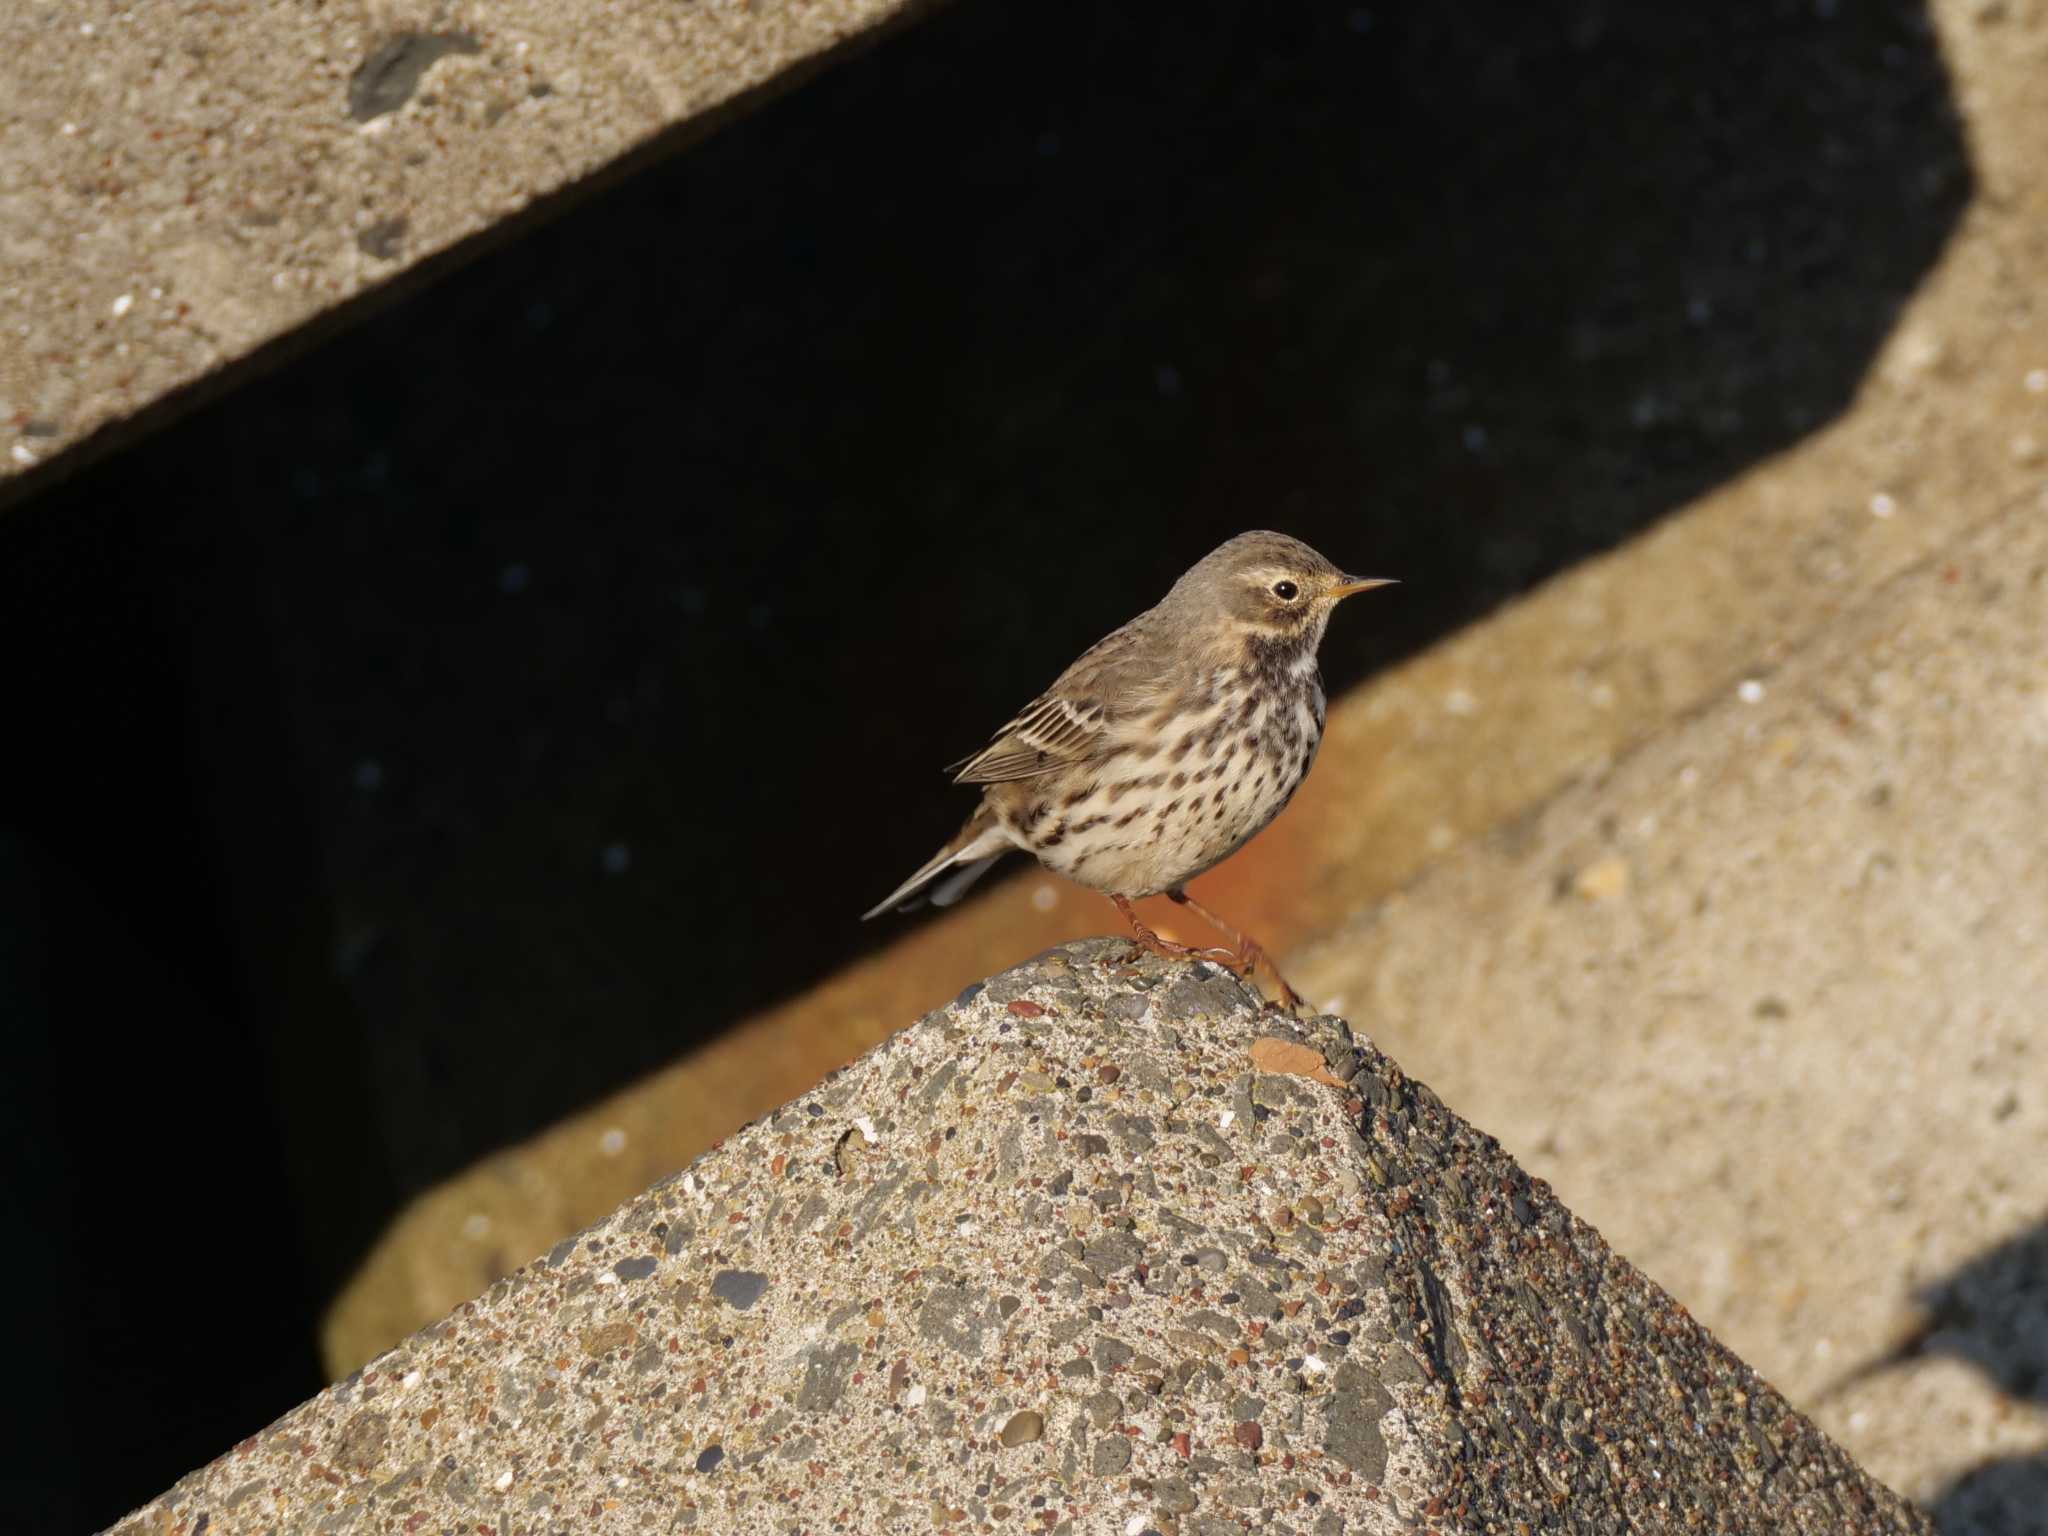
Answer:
108;942;1924;1534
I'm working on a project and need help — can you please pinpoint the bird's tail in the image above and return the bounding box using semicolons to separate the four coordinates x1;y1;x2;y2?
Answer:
861;805;1013;921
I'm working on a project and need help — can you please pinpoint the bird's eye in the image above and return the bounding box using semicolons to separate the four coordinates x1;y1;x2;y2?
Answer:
1271;580;1299;601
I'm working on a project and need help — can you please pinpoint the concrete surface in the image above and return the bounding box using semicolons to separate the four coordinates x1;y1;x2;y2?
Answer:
109;944;1926;1535
323;0;2048;1409
1291;495;2048;1520
0;0;926;497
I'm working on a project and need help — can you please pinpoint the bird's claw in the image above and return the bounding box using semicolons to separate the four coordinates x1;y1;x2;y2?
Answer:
1253;975;1311;1015
1118;937;1242;972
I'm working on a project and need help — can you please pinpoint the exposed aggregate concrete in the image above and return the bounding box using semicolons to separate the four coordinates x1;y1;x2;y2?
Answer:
111;942;1924;1534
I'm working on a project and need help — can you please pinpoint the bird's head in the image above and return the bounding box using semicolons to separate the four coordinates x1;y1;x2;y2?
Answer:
1169;530;1394;656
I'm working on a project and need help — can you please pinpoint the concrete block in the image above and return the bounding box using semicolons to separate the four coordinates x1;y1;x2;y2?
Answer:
0;0;930;494
110;943;1924;1534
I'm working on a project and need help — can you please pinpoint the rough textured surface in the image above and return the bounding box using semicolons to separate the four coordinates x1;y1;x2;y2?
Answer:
0;0;925;493
115;943;1923;1535
1294;492;2048;1519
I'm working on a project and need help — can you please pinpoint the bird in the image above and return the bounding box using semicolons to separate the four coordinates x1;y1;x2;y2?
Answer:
862;530;1394;1011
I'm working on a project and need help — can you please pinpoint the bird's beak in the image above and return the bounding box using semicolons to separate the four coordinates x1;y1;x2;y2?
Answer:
1330;576;1397;601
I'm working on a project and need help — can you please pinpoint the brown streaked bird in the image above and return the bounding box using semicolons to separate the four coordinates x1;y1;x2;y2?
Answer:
863;530;1394;1010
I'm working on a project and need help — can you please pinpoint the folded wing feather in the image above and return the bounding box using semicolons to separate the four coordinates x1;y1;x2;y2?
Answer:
946;622;1157;785
949;694;1108;783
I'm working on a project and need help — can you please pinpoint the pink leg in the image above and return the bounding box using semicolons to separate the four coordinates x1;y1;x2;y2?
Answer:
1110;894;1243;971
1167;888;1307;1013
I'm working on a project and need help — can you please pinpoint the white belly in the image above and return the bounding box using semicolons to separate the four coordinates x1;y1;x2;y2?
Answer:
1021;672;1324;898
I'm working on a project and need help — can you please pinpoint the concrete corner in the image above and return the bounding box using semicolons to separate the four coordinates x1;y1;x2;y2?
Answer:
112;943;1923;1534
0;0;930;498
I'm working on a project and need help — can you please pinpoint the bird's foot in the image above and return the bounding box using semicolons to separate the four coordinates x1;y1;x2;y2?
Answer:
1110;895;1243;973
1244;950;1309;1015
1259;976;1311;1016
1161;888;1309;1013
1119;935;1243;972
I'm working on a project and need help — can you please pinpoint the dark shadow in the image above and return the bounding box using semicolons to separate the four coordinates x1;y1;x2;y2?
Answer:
1832;1217;2048;1534
0;0;1969;1525
1914;1219;2048;1404
1929;1453;2048;1536
1933;1458;2048;1536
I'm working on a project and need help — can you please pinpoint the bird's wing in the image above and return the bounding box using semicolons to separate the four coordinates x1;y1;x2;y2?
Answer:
947;623;1157;785
949;694;1109;784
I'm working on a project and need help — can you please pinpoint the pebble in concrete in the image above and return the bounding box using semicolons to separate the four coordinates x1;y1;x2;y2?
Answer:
109;940;1926;1534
